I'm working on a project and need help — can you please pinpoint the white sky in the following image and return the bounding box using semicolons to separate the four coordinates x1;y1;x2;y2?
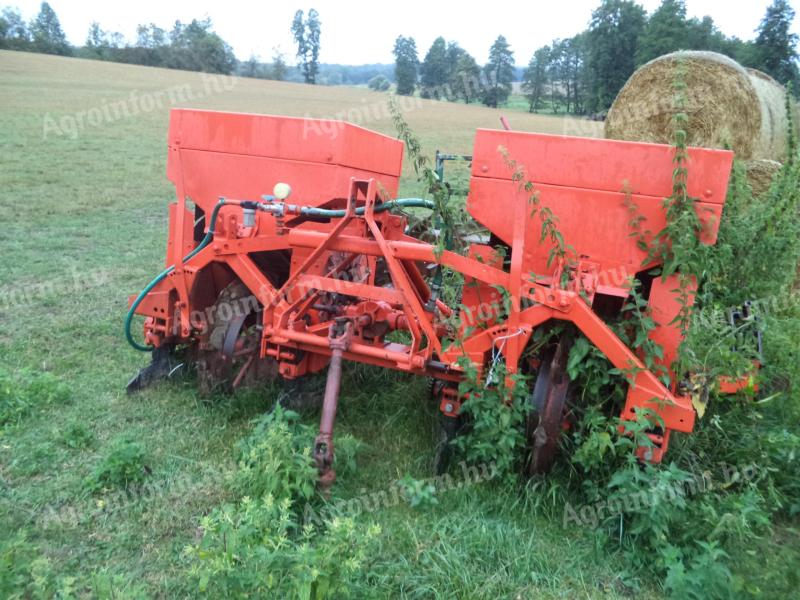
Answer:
8;0;800;65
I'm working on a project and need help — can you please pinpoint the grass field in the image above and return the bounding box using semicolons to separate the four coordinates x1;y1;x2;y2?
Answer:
0;50;796;599
0;50;624;598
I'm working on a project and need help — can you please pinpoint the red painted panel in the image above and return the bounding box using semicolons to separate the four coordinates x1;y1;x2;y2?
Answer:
168;109;403;177
470;129;733;203
468;178;723;277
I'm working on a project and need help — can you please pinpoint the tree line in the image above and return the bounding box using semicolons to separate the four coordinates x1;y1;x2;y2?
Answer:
392;34;514;108
0;3;393;87
1;3;333;83
0;3;239;74
392;0;798;114
3;0;797;109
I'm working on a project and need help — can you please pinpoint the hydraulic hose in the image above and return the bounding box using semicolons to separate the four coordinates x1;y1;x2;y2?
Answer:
297;198;434;218
124;197;435;352
125;199;227;352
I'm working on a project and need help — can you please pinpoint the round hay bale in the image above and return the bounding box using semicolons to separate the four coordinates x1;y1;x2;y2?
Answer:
746;69;790;160
605;51;791;161
745;159;782;197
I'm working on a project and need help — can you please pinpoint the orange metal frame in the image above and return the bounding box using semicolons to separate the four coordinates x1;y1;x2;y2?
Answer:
132;109;737;462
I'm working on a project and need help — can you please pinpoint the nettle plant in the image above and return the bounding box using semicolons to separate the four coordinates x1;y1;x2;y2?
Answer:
187;404;378;599
186;494;381;599
390;96;463;258
431;60;797;598
502;148;576;273
85;437;149;492
232;405;318;507
453;359;529;481
566;59;800;599
467;152;671;477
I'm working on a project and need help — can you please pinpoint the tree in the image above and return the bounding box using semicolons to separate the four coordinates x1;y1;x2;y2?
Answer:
562;35;587;114
85;22;105;49
482;35;515;108
754;0;799;85
291;9;321;84
635;0;689;66
167;19;236;74
450;51;481;103
82;22;118;60
291;12;307;78
446;42;465;73
585;0;646;113
1;7;30;50
686;15;727;54
136;23;166;49
368;74;391;91
420;37;450;98
547;41;566;113
270;47;288;81
29;2;70;55
125;23;168;67
393;36;419;96
523;46;550;112
107;32;124;48
442;42;472;101
636;2;739;67
241;54;261;78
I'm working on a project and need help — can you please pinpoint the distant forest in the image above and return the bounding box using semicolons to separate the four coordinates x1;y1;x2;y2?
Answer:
394;0;798;113
1;1;798;114
0;2;389;85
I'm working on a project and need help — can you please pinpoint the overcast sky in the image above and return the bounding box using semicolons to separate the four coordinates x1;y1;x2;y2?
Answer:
9;0;800;65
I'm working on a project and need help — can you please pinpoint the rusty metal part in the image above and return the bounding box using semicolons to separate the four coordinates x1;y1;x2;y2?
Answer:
222;313;249;360
197;281;275;395
527;335;573;475
313;319;353;492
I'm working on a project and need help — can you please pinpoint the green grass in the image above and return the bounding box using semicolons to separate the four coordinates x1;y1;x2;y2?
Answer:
0;49;617;598
0;50;797;598
400;90;574;117
504;93;572;115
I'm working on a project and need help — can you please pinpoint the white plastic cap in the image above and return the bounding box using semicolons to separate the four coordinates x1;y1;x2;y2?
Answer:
273;182;292;200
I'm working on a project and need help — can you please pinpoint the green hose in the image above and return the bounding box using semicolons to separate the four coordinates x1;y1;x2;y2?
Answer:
125;199;226;352
124;197;434;352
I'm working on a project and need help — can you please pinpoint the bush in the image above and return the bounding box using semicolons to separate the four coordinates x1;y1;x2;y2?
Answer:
367;74;390;91
85;438;148;492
